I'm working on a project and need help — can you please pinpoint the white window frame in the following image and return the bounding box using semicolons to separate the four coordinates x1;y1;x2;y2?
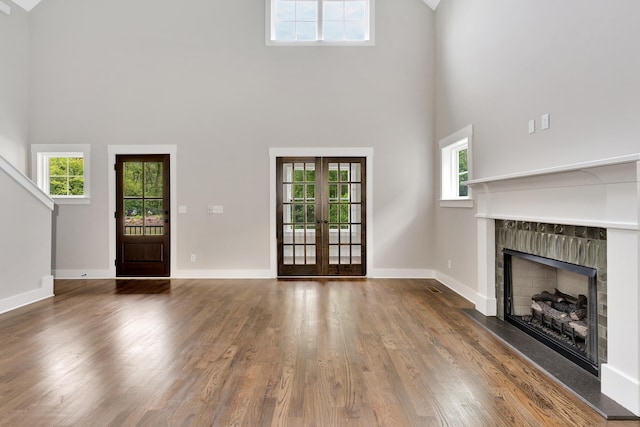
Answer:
439;125;473;208
266;0;375;47
31;144;91;205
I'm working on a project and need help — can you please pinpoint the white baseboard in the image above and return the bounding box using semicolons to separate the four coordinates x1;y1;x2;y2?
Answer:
601;364;640;416
370;269;434;279
433;270;497;315
174;269;274;279
53;269;112;279
0;275;54;315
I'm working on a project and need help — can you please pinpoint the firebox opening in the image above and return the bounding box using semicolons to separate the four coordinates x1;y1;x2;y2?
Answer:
503;249;599;376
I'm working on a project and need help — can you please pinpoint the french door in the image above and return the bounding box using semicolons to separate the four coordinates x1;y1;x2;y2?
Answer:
276;157;366;276
115;154;170;277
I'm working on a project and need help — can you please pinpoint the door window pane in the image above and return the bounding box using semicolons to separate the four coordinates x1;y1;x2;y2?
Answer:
351;224;361;244
350;184;361;202
144;200;164;235
124;199;143;235
284;245;294;264
144;162;163;197
350;205;361;223
350;163;361;182
306;245;316;264
283;163;294;182
124;162;143;197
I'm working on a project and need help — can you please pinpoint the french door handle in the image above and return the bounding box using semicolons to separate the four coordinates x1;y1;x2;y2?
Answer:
316;220;329;224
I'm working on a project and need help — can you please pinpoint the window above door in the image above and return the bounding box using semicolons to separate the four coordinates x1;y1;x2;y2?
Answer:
266;0;375;46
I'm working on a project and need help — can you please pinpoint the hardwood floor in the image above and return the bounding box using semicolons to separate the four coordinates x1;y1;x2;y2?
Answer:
0;278;637;426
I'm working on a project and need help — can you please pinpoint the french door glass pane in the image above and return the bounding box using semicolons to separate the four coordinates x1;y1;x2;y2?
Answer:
281;161;317;267
284;245;294;264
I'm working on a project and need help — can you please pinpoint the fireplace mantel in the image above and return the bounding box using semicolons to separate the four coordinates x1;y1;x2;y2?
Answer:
465;154;640;416
466;154;640;230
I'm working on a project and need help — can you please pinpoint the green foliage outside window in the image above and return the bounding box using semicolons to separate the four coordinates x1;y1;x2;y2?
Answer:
458;148;468;197
290;166;351;225
48;157;84;196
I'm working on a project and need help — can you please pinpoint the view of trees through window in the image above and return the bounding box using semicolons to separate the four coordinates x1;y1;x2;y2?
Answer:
458;148;468;197
123;162;164;235
48;157;84;196
291;166;350;226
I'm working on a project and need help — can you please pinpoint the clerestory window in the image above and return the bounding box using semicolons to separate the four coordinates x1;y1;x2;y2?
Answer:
267;0;374;46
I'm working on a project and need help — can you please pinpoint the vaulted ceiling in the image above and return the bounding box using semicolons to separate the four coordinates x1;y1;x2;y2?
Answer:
11;0;39;12
11;0;440;13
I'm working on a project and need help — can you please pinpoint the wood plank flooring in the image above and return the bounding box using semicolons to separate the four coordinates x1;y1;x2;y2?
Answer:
0;278;637;426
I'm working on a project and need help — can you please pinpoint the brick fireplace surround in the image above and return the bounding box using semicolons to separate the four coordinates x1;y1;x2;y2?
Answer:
465;154;640;416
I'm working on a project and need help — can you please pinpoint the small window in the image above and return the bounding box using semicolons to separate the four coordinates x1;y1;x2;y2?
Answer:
439;125;473;207
31;144;91;204
267;0;374;46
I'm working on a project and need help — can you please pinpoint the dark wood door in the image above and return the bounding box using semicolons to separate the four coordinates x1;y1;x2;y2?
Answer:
277;157;366;276
116;154;170;277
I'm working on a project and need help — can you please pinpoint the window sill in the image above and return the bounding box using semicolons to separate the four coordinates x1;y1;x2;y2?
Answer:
439;199;474;209
53;197;91;205
266;40;375;47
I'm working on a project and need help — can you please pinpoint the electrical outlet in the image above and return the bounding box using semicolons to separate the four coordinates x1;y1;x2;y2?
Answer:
447;260;452;269
190;254;196;262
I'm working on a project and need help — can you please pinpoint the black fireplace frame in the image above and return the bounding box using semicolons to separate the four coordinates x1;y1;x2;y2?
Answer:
503;249;599;376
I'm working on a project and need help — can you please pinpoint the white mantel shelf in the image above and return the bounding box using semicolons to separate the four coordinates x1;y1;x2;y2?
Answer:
466;153;640;186
466;154;640;231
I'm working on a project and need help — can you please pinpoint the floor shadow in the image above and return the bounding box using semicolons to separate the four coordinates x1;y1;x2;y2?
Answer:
115;279;171;294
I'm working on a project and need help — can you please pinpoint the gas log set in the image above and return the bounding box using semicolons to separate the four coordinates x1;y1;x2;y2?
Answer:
524;289;588;352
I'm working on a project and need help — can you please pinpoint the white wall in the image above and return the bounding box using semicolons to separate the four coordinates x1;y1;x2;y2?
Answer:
434;0;640;295
28;0;436;276
0;158;53;313
0;4;29;173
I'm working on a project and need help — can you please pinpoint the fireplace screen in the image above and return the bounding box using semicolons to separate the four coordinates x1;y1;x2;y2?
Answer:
503;249;599;376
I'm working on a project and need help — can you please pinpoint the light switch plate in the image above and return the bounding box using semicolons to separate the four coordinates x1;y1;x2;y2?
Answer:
541;113;550;130
528;119;535;134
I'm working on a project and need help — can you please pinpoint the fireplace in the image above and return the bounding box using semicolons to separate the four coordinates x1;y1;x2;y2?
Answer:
495;220;607;376
502;247;599;375
465;154;640;416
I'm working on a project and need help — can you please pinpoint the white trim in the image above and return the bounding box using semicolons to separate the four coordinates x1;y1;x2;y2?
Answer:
11;0;41;12
0;276;54;315
0;154;54;210
601;364;640;416
175;270;274;279
0;1;11;15
466;153;640;186
53;269;113;279
370;269;434;279
269;147;374;277
434;270;496;314
107;145;178;278
439;199;474;208
31;144;91;204
422;0;440;11
439;124;473;203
